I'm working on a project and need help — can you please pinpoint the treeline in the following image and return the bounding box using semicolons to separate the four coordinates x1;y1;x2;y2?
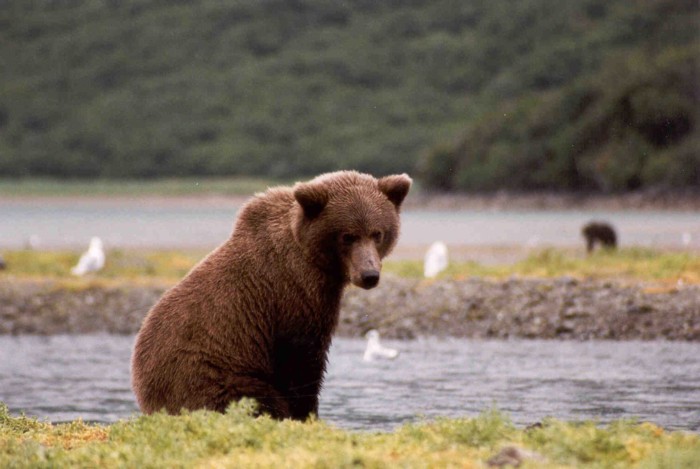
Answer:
1;0;698;191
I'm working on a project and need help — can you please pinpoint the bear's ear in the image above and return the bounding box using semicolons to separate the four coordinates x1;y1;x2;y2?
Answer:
378;174;412;208
294;182;328;219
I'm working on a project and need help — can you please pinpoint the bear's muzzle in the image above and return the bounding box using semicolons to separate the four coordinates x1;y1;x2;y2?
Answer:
359;269;380;289
349;240;381;289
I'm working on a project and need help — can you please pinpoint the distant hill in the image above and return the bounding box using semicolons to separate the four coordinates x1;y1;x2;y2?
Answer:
1;0;698;191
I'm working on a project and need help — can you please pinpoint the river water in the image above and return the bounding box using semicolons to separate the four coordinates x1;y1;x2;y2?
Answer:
1;335;698;432
0;199;698;252
1;202;699;431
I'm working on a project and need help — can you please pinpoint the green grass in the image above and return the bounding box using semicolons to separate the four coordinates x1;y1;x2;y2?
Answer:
1;249;205;281
510;248;700;283
3;247;699;286
1;401;697;468
384;248;700;285
0;177;283;197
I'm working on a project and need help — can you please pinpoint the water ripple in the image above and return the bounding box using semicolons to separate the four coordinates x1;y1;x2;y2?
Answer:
1;335;698;431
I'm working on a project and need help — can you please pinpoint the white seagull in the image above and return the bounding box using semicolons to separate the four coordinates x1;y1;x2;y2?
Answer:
682;232;692;247
71;237;105;276
363;329;398;362
424;241;448;278
25;234;41;250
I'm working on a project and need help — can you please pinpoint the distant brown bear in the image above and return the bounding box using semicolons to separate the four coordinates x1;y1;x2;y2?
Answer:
582;221;617;253
131;171;411;420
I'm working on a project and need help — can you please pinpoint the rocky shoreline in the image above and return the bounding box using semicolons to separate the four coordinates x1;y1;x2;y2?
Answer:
340;276;700;341
1;276;698;340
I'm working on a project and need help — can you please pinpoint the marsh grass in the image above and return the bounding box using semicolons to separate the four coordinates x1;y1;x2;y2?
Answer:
1;402;698;468
3;248;699;286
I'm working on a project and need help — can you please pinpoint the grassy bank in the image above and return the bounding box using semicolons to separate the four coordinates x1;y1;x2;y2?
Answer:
3;247;698;286
1;249;206;283
389;248;700;286
1;402;698;468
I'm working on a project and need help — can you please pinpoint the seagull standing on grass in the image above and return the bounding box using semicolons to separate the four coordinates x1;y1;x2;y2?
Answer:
424;241;448;278
363;329;398;362
71;237;105;276
25;234;41;250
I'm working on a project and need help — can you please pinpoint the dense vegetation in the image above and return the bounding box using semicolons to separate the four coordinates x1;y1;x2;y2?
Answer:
2;402;699;468
1;0;698;191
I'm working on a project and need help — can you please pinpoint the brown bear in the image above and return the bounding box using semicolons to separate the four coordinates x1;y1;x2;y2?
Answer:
582;221;617;253
131;170;411;420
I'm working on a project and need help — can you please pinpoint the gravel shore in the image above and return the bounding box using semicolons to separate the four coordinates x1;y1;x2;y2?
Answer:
1;276;698;340
339;276;700;340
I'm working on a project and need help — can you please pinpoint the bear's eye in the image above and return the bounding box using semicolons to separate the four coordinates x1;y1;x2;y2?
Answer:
341;234;359;245
371;231;383;243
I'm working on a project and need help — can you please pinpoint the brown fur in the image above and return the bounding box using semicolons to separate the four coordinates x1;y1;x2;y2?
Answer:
131;171;411;420
582;221;617;253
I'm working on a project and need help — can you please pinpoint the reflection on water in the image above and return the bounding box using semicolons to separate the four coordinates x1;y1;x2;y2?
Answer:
1;335;698;431
1;200;698;250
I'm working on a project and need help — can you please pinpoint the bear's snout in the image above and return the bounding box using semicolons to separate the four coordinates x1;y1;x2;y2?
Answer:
348;240;382;289
359;270;380;289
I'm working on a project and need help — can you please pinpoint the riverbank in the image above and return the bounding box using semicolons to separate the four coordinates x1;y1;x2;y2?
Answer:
2;402;697;468
340;276;700;341
1;275;698;340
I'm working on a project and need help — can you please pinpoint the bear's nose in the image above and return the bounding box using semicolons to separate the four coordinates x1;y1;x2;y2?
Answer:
360;270;380;289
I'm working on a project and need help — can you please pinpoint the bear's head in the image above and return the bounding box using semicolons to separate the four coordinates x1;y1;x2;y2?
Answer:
293;171;411;289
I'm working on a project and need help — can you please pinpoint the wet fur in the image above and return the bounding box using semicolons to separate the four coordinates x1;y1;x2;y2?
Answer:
131;171;411;420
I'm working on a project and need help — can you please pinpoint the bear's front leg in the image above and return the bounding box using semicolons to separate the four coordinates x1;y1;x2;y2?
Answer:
286;379;321;420
277;346;327;421
220;374;292;420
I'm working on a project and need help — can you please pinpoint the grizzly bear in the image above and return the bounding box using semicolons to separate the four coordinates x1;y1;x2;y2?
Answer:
131;170;411;420
582;221;617;253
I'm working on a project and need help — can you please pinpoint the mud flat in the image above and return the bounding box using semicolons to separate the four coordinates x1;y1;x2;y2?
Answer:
1;276;698;340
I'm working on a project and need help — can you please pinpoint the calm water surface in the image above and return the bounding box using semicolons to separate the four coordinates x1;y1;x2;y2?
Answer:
1;335;698;431
0;200;698;250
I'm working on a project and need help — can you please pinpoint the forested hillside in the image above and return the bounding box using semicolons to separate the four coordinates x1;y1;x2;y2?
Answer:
1;0;698;191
